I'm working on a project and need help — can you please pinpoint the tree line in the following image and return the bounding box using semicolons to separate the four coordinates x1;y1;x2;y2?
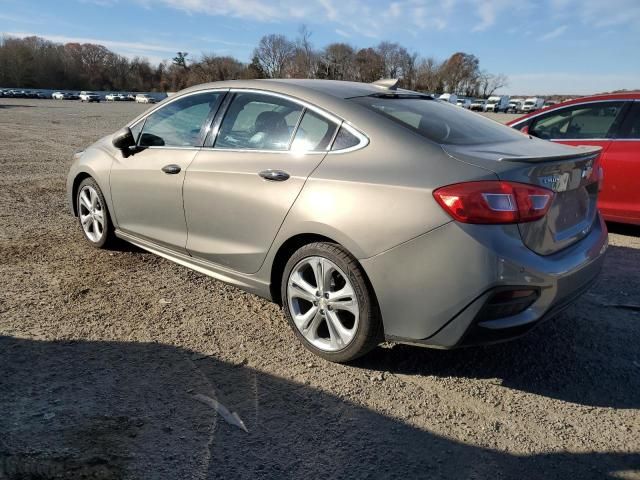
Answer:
0;29;507;96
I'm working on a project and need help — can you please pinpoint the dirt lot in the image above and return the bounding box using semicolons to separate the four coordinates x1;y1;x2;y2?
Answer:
1;98;639;479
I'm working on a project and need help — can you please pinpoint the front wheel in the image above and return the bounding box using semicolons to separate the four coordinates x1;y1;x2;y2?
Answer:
281;242;383;363
76;178;115;248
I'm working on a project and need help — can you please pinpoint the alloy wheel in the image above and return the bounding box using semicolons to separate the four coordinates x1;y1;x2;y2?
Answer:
287;256;359;352
78;185;105;243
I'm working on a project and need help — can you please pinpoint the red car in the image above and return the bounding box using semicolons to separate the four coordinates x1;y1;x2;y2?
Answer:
508;93;640;225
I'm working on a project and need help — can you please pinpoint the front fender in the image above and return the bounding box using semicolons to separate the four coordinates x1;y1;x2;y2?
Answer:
66;140;115;224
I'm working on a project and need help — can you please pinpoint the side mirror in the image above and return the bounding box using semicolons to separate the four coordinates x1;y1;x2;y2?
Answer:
112;127;136;157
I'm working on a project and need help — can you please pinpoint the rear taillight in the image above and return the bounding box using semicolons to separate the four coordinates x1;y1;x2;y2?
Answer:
433;181;555;224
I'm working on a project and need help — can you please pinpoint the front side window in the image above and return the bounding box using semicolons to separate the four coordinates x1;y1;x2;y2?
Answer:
529;101;626;140
616;102;640;139
138;91;224;147
215;93;303;150
351;95;525;145
290;110;338;152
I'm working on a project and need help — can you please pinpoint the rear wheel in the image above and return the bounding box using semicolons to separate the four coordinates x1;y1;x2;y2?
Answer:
281;242;382;363
76;177;115;249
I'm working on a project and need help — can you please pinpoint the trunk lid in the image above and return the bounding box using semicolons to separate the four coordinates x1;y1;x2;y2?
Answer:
442;139;602;255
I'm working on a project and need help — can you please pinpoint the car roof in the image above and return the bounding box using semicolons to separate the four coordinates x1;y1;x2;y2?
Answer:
179;78;419;100
507;91;640;125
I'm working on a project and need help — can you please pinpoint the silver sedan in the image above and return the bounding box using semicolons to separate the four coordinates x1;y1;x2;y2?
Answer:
67;79;607;362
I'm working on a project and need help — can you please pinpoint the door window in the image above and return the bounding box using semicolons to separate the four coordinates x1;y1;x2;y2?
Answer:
616;102;640;139
138;91;224;147
290;110;338;152
215;93;303;150
530;101;625;140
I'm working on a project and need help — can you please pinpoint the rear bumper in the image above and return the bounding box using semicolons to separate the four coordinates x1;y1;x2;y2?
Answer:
361;213;608;348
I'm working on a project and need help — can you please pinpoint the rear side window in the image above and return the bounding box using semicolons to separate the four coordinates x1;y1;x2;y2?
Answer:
350;96;525;145
617;102;640;139
529;101;626;140
215;92;303;150
139;91;224;147
290;110;338;152
331;127;360;151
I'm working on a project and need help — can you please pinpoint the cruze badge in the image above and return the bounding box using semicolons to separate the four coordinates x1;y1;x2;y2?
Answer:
540;172;570;192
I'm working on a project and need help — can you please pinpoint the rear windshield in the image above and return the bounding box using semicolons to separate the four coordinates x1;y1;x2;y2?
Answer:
350;96;525;145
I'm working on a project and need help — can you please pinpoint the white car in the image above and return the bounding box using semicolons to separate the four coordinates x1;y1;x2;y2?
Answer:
456;98;472;109
522;97;545;113
135;94;155;104
79;91;101;103
484;95;510;113
438;93;458;104
52;92;65;100
507;98;524;113
470;99;486;111
105;93;119;102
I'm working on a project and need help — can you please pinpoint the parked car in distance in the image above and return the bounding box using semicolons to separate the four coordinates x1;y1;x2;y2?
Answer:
522;97;544;113
79;91;101;102
469;99;486;111
484;95;510;113
52;92;65;100
456;98;472;109
135;94;155;104
105;93;119;102
508;92;640;225
507;98;524;113
544;100;558;108
439;93;458;104
68;79;607;362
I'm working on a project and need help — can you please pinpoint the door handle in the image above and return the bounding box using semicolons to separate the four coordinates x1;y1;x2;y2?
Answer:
161;164;181;175
259;169;290;182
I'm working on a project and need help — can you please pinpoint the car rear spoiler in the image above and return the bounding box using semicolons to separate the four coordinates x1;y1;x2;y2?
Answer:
498;146;602;163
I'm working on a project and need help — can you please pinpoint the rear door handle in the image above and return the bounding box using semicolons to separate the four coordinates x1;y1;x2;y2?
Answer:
259;169;290;182
161;164;181;175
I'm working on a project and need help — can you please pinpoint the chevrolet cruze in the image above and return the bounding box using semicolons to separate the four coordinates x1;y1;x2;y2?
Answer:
67;79;608;362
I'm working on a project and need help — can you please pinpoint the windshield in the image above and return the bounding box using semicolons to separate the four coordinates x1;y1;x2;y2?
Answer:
350;95;526;145
525;101;535;105
487;99;499;104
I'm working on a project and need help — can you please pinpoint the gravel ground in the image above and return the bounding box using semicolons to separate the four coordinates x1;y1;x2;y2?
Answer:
0;98;639;480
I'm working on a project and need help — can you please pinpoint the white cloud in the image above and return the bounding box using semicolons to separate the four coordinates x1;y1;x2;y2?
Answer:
505;72;639;96
0;13;45;24
539;24;567;41
6;31;177;53
86;0;454;38
470;0;510;32
3;31;184;63
550;0;640;28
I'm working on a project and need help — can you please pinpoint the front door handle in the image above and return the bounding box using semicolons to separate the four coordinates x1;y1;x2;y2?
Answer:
161;164;181;175
259;169;290;182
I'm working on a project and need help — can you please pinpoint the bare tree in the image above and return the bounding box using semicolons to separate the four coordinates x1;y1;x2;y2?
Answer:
253;34;295;78
478;72;509;97
321;43;355;80
376;42;416;83
440;52;480;95
289;25;319;78
0;33;508;96
354;48;385;83
415;57;443;93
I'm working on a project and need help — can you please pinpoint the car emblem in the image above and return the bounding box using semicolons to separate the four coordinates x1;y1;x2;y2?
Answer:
581;162;593;179
539;172;570;192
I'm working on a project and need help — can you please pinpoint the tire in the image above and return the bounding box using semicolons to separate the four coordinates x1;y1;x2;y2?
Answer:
281;242;383;363
76;177;115;249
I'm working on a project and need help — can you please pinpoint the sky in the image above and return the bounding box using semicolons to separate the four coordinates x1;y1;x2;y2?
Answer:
1;0;638;95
